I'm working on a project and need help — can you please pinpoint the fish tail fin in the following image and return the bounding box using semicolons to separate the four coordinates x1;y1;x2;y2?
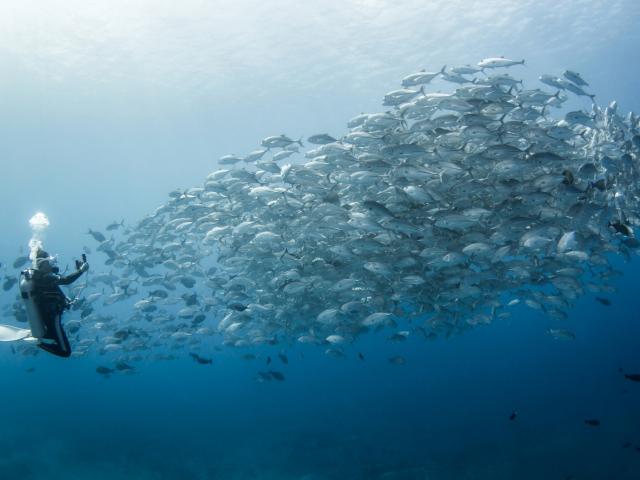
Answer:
439;65;446;75
579;129;589;141
297;137;304;147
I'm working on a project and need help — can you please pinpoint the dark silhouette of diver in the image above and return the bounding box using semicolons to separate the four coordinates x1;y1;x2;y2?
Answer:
28;248;89;357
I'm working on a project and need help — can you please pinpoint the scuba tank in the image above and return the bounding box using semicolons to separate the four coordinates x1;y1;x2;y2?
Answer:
19;269;46;339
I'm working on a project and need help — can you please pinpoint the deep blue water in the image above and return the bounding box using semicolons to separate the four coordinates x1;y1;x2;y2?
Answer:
1;1;640;479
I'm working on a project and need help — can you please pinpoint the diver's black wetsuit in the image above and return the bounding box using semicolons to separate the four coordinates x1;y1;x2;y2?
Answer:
31;268;84;357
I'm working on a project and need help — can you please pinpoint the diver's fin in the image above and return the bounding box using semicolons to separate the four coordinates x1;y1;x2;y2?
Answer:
0;324;32;342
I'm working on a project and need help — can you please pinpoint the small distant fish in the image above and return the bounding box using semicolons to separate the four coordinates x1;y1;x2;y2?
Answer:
149;289;169;300
96;366;114;376
622;442;632;448
388;355;406;365
115;361;135;373
363;200;396;218
12;256;30;269
401;66;445;87
189;353;212;365
244;149;268;162
2;277;17;291
219;154;243;165
450;64;481;75
268;370;285;381
106;220;124;231
326;334;345;345
273;150;296;161
563;82;595;101
325;348;346;358
228;303;247;311
266;356;272;365
509;410;518;421
624;373;640;382
546;328;576;340
595;297;611;306
307;134;337;145
261;134;303;149
358;352;365;360
584;419;600;427
388;331;410;342
477;57;525;69
278;353;289;364
88;229;106;242
563;70;589;87
182;293;199;306
242;354;256;361
25;367;36;373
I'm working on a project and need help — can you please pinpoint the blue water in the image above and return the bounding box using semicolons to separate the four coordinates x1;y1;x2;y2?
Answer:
1;1;640;478
2;271;639;479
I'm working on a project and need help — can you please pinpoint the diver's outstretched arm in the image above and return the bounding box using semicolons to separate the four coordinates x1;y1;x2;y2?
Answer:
57;261;89;286
57;270;83;286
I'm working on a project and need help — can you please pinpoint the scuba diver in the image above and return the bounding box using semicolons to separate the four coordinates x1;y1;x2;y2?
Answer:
20;248;89;357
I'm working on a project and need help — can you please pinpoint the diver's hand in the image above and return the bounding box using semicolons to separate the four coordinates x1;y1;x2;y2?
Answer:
75;254;89;273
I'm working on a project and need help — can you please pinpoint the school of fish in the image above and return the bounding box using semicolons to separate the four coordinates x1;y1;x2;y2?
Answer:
3;57;640;370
